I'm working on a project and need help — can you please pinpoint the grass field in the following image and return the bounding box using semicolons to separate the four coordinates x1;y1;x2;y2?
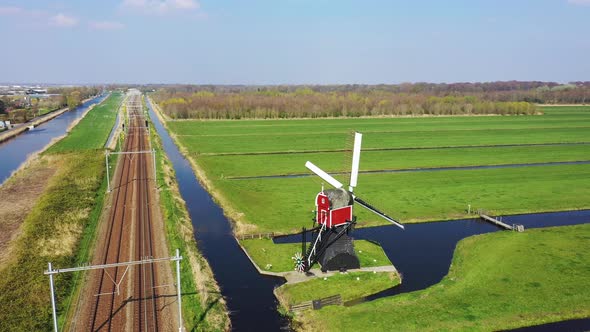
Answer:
296;223;590;331
163;106;590;234
47;92;122;153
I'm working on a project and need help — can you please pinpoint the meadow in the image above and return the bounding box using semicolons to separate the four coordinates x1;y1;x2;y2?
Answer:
165;106;590;234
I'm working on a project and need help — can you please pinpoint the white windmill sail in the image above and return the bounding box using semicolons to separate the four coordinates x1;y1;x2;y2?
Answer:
305;161;343;189
349;132;362;192
305;131;405;230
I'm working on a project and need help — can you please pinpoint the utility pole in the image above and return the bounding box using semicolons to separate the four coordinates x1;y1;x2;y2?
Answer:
105;150;111;193
47;262;58;332
176;249;184;332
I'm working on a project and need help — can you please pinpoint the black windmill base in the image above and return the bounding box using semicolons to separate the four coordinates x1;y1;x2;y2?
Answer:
317;233;360;272
302;219;360;273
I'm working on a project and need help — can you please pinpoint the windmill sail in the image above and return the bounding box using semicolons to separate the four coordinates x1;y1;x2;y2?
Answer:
349;132;362;192
353;196;405;229
306;131;404;231
305;161;343;189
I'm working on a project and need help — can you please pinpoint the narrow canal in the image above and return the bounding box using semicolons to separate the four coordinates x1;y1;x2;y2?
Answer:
0;95;107;184
146;99;290;331
146;98;590;331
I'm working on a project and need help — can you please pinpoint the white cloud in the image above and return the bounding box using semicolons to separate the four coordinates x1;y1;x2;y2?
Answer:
0;6;22;15
50;13;78;27
89;20;125;30
172;0;199;10
568;0;590;5
121;0;200;15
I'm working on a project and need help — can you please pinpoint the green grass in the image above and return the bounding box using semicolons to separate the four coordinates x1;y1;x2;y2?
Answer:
159;105;590;234
212;163;590;234
240;239;392;272
47;92;122;153
177;126;590;154
200;144;590;178
277;271;400;305
157;104;590;329
298;223;590;331
148;100;229;331
0;152;105;331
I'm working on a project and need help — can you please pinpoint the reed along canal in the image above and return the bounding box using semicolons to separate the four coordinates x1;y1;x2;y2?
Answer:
0;95;107;184
146;98;590;331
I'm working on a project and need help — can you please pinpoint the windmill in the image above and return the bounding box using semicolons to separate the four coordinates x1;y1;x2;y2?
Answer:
295;132;404;273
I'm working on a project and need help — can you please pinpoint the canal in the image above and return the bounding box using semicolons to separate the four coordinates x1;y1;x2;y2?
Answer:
0;95;107;184
146;98;290;331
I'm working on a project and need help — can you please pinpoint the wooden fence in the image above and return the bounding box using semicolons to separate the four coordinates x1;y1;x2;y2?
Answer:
237;232;275;240
290;294;342;312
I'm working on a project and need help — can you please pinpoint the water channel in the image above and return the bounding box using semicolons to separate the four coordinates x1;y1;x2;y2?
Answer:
146;99;290;331
0;94;107;184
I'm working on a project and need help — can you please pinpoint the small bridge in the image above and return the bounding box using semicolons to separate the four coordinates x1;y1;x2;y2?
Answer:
477;209;525;232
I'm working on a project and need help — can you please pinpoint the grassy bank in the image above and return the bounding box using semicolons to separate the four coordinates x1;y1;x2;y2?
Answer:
0;94;119;330
296;224;590;331
0;152;105;330
147;99;230;331
277;271;400;307
241;239;392;272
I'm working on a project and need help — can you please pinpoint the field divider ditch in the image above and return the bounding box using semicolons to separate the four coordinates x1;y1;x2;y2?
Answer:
174;124;590;137
199;141;590;156
226;160;590;180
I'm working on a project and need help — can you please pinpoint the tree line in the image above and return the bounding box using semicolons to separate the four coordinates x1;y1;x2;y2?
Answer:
153;88;539;120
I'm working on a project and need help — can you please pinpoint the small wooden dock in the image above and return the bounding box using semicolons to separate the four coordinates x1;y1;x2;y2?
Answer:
477;209;525;232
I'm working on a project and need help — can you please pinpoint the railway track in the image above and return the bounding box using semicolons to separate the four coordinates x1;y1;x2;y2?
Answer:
83;92;161;331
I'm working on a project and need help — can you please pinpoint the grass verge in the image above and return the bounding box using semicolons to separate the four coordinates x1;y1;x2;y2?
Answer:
0;152;105;331
148;99;230;331
276;271;400;307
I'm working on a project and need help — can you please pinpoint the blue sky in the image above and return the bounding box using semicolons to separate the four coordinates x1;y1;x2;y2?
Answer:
0;0;589;84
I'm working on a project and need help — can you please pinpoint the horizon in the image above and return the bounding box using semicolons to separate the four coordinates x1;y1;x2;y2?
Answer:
1;0;589;84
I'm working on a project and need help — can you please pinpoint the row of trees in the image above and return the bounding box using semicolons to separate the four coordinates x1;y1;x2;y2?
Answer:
153;90;538;120
47;86;101;109
150;81;590;102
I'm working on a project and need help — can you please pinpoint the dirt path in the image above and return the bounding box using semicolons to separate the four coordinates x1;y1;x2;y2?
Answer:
0;157;57;268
